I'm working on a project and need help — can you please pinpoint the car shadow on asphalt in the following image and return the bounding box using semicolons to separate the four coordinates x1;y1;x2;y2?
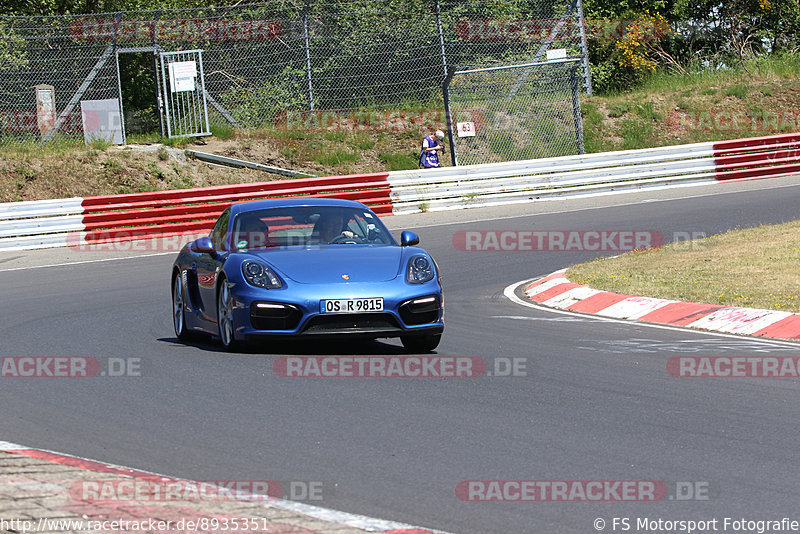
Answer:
157;336;411;356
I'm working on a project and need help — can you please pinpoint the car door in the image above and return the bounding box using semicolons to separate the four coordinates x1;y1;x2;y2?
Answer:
195;208;230;323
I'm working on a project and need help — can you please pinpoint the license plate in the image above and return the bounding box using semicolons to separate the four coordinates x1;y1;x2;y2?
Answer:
320;298;383;313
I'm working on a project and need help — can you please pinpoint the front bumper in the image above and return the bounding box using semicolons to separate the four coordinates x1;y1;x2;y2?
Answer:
230;279;444;341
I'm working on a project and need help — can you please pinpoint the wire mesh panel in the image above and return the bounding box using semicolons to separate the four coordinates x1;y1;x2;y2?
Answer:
0;16;119;143
303;1;444;111
447;60;584;166
439;0;589;85
0;1;591;147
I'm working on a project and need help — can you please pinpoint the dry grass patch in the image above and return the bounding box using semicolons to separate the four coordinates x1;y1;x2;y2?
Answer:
567;221;800;312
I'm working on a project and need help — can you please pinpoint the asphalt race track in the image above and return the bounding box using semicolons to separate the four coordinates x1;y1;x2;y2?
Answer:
2;178;800;533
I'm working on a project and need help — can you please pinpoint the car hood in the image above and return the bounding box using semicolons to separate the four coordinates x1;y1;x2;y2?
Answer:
246;245;404;283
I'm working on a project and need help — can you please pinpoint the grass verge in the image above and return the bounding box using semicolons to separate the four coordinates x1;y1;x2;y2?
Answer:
583;53;800;151
566;220;800;313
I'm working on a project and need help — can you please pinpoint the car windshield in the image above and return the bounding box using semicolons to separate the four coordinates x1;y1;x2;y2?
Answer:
230;206;394;250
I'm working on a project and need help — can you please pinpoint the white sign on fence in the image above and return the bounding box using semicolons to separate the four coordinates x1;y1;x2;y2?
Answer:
168;61;197;92
457;121;476;137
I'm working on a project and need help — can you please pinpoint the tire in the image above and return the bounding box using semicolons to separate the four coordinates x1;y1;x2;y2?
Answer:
172;272;192;341
401;333;441;353
217;278;241;351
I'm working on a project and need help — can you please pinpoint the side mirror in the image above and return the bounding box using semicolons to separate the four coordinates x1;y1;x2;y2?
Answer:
191;236;215;254
400;230;420;247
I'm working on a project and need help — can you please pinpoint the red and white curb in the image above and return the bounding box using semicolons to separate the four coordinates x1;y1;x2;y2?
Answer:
520;269;800;341
0;440;446;534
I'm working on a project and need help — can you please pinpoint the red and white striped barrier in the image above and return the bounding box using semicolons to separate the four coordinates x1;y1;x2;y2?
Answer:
0;173;391;251
1;132;798;251
524;270;800;341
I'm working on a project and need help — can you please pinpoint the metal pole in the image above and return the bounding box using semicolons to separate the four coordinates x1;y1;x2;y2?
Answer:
435;0;448;80
152;11;165;136
198;50;211;134
576;0;593;95
160;53;173;137
302;1;315;111
114;49;127;145
112;13;127;145
570;66;585;154
442;67;457;166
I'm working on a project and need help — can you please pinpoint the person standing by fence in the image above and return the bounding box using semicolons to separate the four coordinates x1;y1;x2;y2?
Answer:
419;129;446;168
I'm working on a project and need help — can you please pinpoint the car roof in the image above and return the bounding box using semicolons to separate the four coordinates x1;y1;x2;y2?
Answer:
229;198;371;218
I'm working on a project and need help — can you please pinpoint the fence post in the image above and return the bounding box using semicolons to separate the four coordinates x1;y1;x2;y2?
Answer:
435;0;448;80
442;67;458;166
152;10;165;137
576;0;593;95
570;66;585;154
113;13;127;145
302;1;315;111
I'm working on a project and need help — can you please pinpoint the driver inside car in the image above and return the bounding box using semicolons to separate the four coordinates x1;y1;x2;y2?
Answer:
311;211;356;244
235;217;270;249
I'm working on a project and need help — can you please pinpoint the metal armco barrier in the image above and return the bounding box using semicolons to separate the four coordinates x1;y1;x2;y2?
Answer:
0;174;391;251
387;132;800;214
388;141;717;214
0;198;85;251
713;133;800;181
1;132;799;251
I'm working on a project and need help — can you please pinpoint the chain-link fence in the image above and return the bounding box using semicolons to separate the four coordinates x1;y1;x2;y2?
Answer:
446;59;584;165
0;0;591;160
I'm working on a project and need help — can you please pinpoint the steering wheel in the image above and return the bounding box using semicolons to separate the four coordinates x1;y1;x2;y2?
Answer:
330;233;361;244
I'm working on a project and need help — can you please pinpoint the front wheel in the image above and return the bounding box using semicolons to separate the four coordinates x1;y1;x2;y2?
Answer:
401;333;441;353
217;279;241;351
172;272;192;341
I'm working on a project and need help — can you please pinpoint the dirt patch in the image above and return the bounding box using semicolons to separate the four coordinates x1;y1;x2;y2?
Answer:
0;127;427;203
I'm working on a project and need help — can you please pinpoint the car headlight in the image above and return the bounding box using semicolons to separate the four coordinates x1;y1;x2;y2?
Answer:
406;254;435;284
242;260;282;289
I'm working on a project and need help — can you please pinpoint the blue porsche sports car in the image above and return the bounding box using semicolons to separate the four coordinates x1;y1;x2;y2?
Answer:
171;198;444;352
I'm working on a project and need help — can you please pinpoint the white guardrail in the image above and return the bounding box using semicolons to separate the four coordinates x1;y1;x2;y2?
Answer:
0;198;85;251
387;141;717;214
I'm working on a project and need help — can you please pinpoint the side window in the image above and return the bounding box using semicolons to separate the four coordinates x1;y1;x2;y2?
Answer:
211;209;230;250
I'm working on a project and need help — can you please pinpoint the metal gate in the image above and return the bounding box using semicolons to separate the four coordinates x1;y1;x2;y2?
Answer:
444;59;585;166
159;50;211;138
